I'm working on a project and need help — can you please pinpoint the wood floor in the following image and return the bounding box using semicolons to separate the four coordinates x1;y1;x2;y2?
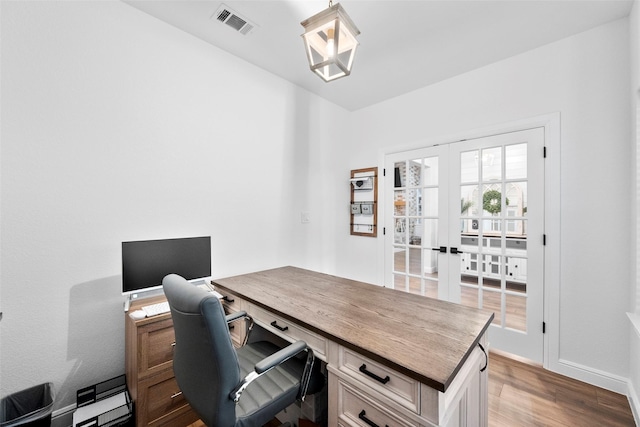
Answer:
489;351;635;427
187;352;635;427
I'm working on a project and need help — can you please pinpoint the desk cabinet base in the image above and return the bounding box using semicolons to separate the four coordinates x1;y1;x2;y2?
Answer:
328;338;488;427
125;297;199;427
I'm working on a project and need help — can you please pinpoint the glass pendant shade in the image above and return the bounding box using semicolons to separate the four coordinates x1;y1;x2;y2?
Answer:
301;3;360;82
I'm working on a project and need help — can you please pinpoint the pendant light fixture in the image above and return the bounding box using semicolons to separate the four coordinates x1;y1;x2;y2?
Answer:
300;1;360;82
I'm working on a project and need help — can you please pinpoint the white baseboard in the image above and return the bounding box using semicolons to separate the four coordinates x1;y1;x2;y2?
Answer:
628;379;640;427
628;313;640;426
552;358;629;395
52;403;76;427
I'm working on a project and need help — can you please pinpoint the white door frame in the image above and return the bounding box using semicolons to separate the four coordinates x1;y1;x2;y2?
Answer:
376;112;560;370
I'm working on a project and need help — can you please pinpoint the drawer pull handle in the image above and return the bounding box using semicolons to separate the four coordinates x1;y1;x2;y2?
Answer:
170;391;182;399
171;342;176;347
228;325;235;330
358;410;388;427
359;364;390;384
478;342;488;372
270;321;288;332
223;296;234;303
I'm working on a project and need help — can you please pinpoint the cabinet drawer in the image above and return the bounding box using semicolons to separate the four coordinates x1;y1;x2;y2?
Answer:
218;289;243;311
138;369;198;427
337;378;418;427
338;346;420;413
249;304;327;361
137;318;176;379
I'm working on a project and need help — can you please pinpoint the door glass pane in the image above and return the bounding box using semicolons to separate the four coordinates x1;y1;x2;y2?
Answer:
394;247;406;272
423;188;438;216
481;146;502;181
460;150;479;183
506;143;527;180
483;254;502;281
408;247;422;275
422;219;438;249
423;157;439;185
506;293;526;331
507;220;527;239
394;189;406;215
407;188;422;216
394;219;406;244
460;251;479;283
461;285;479;309
460;185;479;216
484;289;502;326
408;276;421;295
408;159;422;187
393;273;406;289
394;162;406;188
423;249;438;278
424;279;438;299
482;219;501;234
460;235;479;251
408;218;422;246
506;256;527;286
482;184;505;217
506;181;527;217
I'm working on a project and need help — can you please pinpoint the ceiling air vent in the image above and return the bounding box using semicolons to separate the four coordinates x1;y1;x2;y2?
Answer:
213;4;257;35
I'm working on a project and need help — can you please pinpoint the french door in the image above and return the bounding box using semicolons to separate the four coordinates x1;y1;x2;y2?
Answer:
385;128;545;362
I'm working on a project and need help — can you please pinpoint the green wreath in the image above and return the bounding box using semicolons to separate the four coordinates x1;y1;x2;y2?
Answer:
483;190;508;215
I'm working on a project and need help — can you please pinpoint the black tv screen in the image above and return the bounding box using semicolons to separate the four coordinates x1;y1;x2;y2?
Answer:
122;236;211;295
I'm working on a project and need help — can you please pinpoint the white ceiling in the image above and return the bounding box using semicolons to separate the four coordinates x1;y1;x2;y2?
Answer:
123;0;633;111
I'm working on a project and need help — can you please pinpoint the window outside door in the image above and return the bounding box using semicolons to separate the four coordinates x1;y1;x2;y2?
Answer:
385;128;545;362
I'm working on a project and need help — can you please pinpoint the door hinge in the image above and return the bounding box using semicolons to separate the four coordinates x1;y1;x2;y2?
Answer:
383;227;386;235
543;234;546;245
543;322;546;333
543;146;547;158
383;168;386;177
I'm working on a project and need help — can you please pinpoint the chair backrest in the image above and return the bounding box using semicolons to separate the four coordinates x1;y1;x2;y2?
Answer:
163;274;240;427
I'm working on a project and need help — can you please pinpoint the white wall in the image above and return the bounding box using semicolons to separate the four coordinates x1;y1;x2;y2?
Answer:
629;0;640;421
331;18;633;389
0;0;346;410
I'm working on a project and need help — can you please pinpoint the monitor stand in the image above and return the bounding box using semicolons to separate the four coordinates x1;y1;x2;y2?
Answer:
123;288;164;312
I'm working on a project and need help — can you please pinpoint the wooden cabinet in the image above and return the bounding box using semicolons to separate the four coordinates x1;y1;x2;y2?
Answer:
125;297;199;427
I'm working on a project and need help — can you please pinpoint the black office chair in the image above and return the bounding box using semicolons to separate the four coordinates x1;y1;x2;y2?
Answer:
162;274;322;427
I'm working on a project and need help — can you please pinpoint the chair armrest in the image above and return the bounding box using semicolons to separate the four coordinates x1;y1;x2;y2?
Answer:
255;340;307;374
230;340;313;403
225;310;248;324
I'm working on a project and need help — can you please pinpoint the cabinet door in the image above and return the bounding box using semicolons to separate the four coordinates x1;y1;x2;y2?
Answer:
137;369;199;427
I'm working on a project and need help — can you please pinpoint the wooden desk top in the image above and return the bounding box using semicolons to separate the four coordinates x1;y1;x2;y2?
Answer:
212;266;494;392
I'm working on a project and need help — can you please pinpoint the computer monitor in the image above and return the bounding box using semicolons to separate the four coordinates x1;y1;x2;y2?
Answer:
121;236;211;296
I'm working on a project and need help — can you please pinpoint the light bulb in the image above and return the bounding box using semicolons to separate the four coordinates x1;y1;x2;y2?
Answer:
327;28;335;57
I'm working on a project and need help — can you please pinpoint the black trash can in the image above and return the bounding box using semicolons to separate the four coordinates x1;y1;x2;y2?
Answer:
0;383;54;427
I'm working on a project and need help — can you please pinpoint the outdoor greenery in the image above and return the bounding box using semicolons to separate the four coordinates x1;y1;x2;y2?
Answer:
483;189;508;215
